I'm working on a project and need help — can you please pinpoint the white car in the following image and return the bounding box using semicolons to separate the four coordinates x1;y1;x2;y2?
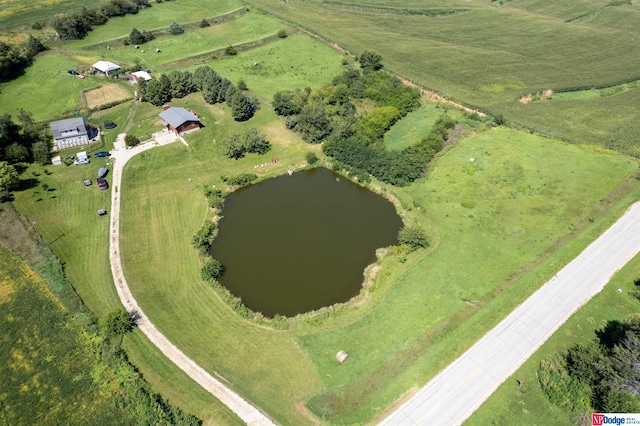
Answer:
74;158;90;165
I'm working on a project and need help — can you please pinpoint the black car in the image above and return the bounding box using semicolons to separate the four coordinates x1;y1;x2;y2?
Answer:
67;69;79;76
94;151;111;158
104;121;117;130
97;209;107;216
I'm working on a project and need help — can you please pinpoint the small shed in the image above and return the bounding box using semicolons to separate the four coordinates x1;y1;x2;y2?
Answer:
51;155;62;166
131;70;152;82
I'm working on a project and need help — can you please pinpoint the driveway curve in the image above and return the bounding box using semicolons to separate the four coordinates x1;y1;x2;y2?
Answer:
379;202;640;425
108;134;276;426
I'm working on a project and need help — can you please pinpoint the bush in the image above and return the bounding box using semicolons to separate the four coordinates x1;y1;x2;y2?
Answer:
169;21;184;35
224;45;237;56
201;258;224;281
277;28;288;38
306;152;319;165
199;19;210;28
31;22;43;30
124;134;140;147
398;225;429;250
221;173;258;186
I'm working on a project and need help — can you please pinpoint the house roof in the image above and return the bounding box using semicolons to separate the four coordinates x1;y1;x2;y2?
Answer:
93;60;121;73
132;71;152;81
159;107;200;129
50;117;87;140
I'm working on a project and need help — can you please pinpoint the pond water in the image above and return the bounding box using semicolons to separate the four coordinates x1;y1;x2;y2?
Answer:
210;167;402;317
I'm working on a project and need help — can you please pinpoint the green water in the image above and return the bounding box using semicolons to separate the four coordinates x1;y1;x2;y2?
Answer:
210;167;402;317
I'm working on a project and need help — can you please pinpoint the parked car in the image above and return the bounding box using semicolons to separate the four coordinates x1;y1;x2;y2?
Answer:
74;158;90;165
67;69;79;76
97;209;107;216
97;178;108;190
94;151;111;158
98;167;108;179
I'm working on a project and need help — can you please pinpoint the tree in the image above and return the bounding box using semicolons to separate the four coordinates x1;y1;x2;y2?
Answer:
243;128;270;154
398;225;429;250
296;103;332;143
237;79;247;91
199;19;210;28
222;134;245;159
32;140;50;165
169;21;184;35
359;50;383;71
99;308;135;338
277;28;288;38
0;161;18;201
168;70;194;98
306;152;318;165
128;28;145;44
5;142;30;163
230;91;255;122
24;34;46;58
201;258;224;282
144;74;171;105
124;134;140;147
224;45;237;56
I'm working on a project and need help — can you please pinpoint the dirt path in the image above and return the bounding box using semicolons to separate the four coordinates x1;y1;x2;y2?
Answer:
108;134;277;426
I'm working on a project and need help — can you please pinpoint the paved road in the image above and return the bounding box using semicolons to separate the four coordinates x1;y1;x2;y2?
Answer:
108;134;276;426
380;202;640;426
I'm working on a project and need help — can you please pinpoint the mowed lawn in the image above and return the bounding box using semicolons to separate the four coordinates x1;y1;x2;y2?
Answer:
0;52;100;121
117;121;639;423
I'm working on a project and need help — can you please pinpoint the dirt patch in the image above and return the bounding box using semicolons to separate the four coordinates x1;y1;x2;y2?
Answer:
84;84;132;109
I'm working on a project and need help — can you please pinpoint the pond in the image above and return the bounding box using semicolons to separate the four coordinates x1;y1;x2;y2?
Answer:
210;167;402;317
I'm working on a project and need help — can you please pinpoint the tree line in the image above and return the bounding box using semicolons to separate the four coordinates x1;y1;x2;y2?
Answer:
50;0;152;41
272;52;454;186
539;283;640;417
140;66;256;121
0;35;46;83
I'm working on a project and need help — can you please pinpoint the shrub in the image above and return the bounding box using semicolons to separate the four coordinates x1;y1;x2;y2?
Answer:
31;22;43;30
169;21;183;35
124;134;140;147
398;225;429;250
221;173;258;186
306;152;319;165
224;45;237;56
199;19;210;28
277;28;288;38
201;258;224;281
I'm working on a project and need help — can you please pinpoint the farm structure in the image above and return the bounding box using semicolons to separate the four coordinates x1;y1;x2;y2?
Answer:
159;106;201;136
50;117;89;150
93;61;121;76
131;71;152;83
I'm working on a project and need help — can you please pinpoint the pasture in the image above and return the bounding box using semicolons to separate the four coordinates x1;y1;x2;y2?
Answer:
246;0;640;154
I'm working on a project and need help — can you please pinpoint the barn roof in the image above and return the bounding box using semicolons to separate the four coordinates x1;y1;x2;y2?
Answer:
159;107;200;128
132;70;152;81
93;60;121;73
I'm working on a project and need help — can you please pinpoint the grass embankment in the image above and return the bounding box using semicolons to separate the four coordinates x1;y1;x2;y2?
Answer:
466;253;640;426
245;0;640;155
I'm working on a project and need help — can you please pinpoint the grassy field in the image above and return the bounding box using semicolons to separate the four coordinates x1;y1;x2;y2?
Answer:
465;252;640;426
245;0;640;155
83;12;285;71
0;244;121;424
0;0;106;29
0;52;101;121
114;119;638;423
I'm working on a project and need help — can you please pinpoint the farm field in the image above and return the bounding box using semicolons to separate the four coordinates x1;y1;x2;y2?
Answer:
2;0;640;423
245;0;640;155
84;83;132;109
